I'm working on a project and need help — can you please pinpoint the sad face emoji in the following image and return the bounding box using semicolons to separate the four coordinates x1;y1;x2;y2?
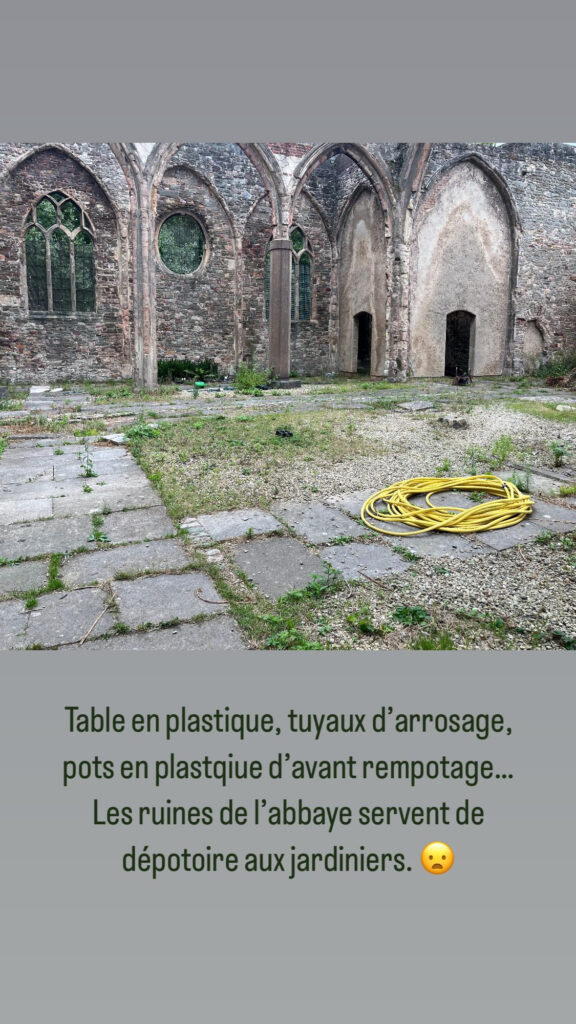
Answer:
421;842;454;875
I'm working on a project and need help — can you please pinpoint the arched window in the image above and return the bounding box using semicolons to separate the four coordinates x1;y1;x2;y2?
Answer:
25;192;95;313
264;227;313;322
290;227;312;322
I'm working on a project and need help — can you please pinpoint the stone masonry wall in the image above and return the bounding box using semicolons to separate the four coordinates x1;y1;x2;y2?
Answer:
0;144;132;384
289;191;333;375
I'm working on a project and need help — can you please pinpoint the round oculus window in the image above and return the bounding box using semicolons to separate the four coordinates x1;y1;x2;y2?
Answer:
158;214;205;274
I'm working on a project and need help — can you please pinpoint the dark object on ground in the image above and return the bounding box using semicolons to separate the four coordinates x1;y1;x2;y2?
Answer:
0;386;7;399
275;429;293;437
452;367;472;386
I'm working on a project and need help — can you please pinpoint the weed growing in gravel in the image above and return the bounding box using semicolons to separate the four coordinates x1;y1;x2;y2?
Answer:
393;605;430;625
330;535;356;546
536;530;553;545
558;484;576;497
550;440;567;467
0;438;7;457
346;606;385;636
410;630;455;649
435;458;452;475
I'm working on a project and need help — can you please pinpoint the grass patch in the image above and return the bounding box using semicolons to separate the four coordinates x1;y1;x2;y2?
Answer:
557;483;576;497
410;629;456;650
505;399;576;425
128;408;380;518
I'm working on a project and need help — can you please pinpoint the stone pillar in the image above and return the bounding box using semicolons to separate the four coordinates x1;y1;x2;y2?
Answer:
268;239;292;379
133;178;157;390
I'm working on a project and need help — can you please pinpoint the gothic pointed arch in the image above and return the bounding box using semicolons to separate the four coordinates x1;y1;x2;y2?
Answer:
409;155;516;377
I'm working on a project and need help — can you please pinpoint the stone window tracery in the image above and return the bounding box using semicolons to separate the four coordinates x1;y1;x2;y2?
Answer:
25;192;95;313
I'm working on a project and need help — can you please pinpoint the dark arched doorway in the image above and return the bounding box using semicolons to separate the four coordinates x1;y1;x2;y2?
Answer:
355;312;372;374
445;310;475;376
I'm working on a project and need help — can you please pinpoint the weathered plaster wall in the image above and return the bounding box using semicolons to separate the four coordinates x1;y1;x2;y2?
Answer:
338;189;388;376
409;159;513;376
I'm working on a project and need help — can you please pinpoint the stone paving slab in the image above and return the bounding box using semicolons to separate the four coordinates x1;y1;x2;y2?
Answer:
474;518;545;550
0;599;29;648
0;515;94;560
196;508;282;542
322;542;410;581
61;538;190;587
111;572;225;628
270;500;369;544
24;588;116;648
52;482;162;517
98;507;175;545
0;497;53;526
324;489;375;517
0;559;49;596
385;532;479;559
1;478;91;500
75;616;246;650
230;536;326;599
530;499;576;531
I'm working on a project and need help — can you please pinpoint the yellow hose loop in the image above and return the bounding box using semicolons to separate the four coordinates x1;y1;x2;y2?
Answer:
361;475;533;536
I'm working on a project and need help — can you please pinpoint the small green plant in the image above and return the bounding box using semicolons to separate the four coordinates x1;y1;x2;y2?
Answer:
411;630;455;650
535;530;553;545
83;484;93;493
558;484;576;497
347;605;382;636
54;448;64;456
393;605;430;626
435;458;452;476
489;434;514;469
281;564;343;604
88;513;110;544
550;440;567;468
433;565;450;575
24;592;39;610
80;441;97;478
115;622;131;635
234;363;269;394
507;467;531;493
126;422;159;440
330;535;356;546
392;545;421;563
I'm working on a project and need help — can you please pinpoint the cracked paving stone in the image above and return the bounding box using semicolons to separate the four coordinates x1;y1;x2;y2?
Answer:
196;508;282;542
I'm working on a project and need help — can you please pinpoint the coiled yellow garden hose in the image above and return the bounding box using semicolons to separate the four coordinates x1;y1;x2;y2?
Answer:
361;475;533;536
